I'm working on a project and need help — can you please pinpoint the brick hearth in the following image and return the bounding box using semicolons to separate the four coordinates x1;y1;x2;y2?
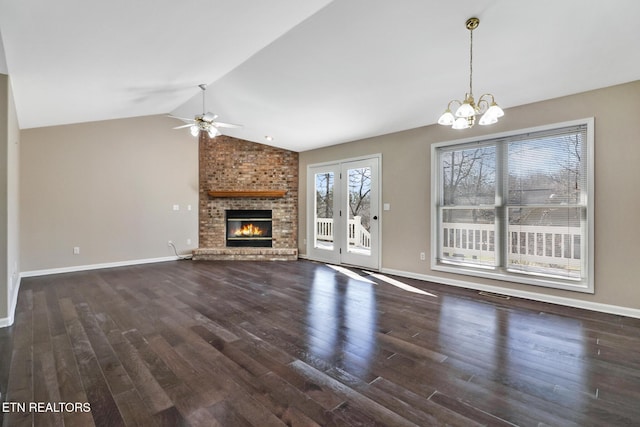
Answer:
193;134;299;261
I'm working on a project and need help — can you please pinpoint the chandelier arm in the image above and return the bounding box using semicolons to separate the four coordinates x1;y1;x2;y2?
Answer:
477;95;491;113
447;99;462;110
479;93;496;103
479;93;500;114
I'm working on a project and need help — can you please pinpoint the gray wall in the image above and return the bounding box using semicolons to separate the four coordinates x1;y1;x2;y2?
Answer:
20;115;198;272
299;81;640;312
0;73;19;325
0;74;7;321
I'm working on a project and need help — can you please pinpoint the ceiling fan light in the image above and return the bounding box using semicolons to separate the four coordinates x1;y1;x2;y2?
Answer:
438;110;455;126
190;125;199;137
452;117;470;129
455;102;475;118
207;127;220;138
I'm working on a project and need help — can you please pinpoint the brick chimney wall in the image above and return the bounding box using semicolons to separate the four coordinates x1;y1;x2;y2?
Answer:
198;134;299;254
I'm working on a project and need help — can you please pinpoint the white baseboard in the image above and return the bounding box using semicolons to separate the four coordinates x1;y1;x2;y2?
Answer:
20;256;180;278
381;267;640;320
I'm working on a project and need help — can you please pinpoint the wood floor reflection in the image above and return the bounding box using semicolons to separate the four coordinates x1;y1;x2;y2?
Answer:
3;260;640;426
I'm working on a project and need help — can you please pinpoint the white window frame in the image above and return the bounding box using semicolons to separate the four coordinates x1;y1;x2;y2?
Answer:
430;118;594;293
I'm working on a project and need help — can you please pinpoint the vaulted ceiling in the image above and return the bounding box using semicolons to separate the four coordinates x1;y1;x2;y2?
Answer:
1;0;639;151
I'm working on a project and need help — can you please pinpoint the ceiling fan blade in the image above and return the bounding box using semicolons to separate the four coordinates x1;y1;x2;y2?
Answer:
168;114;195;123
202;112;218;122
213;121;242;129
173;124;193;129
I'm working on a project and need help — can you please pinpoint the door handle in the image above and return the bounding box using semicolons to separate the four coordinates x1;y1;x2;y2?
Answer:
373;215;378;220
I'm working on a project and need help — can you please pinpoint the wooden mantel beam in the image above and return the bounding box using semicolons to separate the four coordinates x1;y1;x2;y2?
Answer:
207;190;287;198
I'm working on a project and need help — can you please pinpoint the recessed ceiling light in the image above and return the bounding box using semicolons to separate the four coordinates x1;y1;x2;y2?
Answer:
264;135;274;141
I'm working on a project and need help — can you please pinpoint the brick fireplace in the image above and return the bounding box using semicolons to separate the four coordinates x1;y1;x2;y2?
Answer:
192;134;298;261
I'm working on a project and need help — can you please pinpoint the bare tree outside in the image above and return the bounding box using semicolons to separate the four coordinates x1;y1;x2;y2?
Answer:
315;173;333;219
508;134;584;227
441;146;495;224
347;167;371;229
442;147;495;205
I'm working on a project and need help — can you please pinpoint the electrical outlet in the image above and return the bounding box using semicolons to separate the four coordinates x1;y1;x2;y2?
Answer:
420;252;426;261
73;246;80;255
187;238;192;245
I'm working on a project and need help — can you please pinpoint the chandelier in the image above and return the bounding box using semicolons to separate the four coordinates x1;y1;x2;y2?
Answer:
437;17;504;129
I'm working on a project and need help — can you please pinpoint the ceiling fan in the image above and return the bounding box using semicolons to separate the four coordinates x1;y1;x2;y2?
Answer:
169;84;241;138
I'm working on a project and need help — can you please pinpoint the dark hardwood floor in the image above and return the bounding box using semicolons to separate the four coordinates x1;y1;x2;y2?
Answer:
0;322;13;427
3;259;640;426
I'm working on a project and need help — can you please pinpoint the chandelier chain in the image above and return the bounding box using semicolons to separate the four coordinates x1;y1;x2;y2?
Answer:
469;26;473;97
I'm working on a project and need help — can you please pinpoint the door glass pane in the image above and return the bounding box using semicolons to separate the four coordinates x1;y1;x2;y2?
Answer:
346;166;371;255
314;172;334;250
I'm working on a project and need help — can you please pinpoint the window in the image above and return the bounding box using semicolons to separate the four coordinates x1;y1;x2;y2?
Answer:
432;119;594;292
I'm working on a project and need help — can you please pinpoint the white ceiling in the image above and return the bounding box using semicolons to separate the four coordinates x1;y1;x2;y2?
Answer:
1;0;639;151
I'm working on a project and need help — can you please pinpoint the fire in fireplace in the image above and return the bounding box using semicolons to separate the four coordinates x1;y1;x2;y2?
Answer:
226;210;273;247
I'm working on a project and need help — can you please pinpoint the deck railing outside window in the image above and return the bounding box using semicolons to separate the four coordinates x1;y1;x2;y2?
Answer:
315;216;371;249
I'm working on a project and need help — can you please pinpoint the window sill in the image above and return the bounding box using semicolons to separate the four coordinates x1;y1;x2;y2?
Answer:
432;262;593;294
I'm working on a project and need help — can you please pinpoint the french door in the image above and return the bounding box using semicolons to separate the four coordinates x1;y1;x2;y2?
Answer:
307;156;380;270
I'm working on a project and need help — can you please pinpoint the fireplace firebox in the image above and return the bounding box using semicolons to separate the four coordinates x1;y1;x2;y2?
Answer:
226;210;273;247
